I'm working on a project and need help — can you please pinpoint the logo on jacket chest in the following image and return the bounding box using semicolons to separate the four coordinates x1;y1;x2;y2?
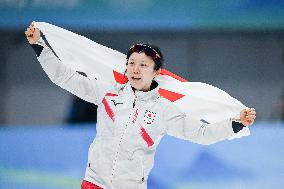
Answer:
111;99;123;106
144;110;156;124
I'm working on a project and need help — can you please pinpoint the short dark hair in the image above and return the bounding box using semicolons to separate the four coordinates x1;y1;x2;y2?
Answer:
126;43;164;71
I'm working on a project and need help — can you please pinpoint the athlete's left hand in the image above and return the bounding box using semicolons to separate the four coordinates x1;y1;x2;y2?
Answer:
240;108;256;126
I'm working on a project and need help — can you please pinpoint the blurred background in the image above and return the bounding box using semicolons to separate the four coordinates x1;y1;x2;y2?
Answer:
0;0;284;188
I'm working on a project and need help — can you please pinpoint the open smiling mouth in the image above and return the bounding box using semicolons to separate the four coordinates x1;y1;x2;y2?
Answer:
131;77;141;81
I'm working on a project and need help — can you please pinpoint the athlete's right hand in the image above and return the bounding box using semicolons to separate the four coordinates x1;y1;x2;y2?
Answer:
25;22;40;44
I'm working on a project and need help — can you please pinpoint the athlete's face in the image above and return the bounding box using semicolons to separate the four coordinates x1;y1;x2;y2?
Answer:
126;52;160;92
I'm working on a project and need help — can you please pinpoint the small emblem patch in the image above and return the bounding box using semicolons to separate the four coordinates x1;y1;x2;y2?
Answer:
144;110;156;124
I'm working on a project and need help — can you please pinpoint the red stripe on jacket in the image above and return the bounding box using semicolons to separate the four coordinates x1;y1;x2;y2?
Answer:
102;93;118;122
140;126;154;147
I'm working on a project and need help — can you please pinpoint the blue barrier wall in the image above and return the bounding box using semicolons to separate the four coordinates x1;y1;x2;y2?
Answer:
0;122;284;189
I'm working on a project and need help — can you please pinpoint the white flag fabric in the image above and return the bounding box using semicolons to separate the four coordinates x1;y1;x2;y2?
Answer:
34;21;250;140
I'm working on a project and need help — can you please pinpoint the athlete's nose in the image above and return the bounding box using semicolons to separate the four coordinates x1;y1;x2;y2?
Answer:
133;64;140;73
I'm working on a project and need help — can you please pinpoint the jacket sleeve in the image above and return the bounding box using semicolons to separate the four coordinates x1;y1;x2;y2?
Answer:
165;103;238;145
34;38;112;105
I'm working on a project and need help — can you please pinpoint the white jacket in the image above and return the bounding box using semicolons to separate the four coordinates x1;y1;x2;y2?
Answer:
37;45;239;189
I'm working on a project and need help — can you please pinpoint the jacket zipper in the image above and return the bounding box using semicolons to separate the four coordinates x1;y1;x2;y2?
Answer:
110;96;137;185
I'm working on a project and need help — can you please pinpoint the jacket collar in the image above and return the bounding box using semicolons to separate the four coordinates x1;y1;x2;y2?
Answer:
124;80;160;102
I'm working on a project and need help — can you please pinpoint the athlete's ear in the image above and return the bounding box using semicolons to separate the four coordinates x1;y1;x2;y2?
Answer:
154;68;161;77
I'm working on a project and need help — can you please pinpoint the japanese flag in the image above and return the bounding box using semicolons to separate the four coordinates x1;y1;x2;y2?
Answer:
34;21;250;140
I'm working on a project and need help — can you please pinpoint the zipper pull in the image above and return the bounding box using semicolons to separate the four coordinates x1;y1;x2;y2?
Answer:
133;94;137;108
133;99;136;108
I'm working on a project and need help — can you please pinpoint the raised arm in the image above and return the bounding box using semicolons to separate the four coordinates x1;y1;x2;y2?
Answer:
25;22;112;105
165;102;256;145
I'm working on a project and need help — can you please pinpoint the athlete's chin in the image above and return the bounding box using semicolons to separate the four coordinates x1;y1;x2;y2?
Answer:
129;80;151;92
130;83;142;90
129;81;143;91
